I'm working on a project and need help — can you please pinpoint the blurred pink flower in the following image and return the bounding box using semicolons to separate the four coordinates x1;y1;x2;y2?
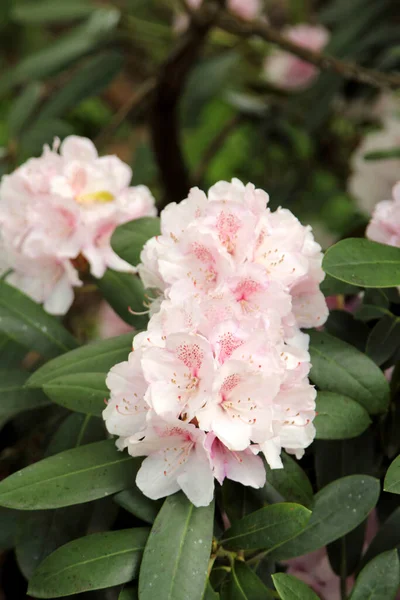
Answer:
174;0;261;32
264;25;330;90
97;301;133;339
367;181;400;247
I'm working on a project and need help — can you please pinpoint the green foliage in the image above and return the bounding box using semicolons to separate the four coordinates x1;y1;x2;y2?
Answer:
111;217;161;268
384;455;400;494
97;270;148;329
0;369;50;429
272;573;320;600
139;493;214;600
314;391;371;439
349;550;400;600
229;561;273;599
262;453;313;508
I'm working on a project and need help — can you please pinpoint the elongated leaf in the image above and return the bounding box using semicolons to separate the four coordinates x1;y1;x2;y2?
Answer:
0;439;139;509
12;0;95;24
16;413;104;579
0;280;77;358
314;392;371;439
28;528;149;598
0;333;26;368
27;332;132;388
0;9;120;95
309;331;389;415
0;369;50;429
139;493;214;600
96;270;148;329
203;581;220;600
8;82;42;136
366;315;400;366
325;310;368;352
38;51;123;121
114;487;162;524
384;455;400;494
320;274;360;297
364;148;400;161
230;561;273;599
349;550;400;600
111;217;160;267
360;507;400;569
42;373;108;416
323;239;400;288
0;507;20;550
221;503;311;552
270;476;380;561
263;452;313;508
272;573;319;600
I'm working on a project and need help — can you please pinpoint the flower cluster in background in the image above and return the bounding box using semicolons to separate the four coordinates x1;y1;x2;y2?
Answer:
174;0;262;32
0;136;156;315
104;179;328;506
264;24;330;90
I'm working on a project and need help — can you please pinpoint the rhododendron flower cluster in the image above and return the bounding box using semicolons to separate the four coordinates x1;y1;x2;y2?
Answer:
104;179;328;506
174;0;261;32
264;24;330;90
0;136;156;315
367;181;400;246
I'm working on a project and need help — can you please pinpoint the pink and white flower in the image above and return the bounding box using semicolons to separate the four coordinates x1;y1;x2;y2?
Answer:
264;25;330;90
104;179;327;506
366;182;400;247
173;0;262;33
0;136;156;315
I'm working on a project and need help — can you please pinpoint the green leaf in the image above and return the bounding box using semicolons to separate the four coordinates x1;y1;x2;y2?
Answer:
0;333;26;368
360;507;400;569
364;148;400;161
323;239;400;288
42;373;109;416
349;550;400;600
96;270;148;329
325;310;368;352
15;413;105;578
203;581;220;600
314;392;371;440
111;217;160;268
27;331;132;388
119;586;138;600
0;8;120;94
320;274;360;296
12;0;95;24
384;455;400;494
28;528;149;598
270;475;380;561
263;452;314;508
19;118;74;159
0;439;140;510
8;82;43;136
0;369;50;429
272;573;319;600
114;487;162;525
221;503;311;552
0;280;78;358
139;493;214;600
0;507;20;550
230;561;273;599
38;51;123;121
309;331;390;415
366;315;400;366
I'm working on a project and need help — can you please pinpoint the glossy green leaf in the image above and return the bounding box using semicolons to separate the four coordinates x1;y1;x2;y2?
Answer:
366;315;400;366
28;528;149;598
384;455;400;494
0;333;26;367
314;392;371;440
0;8;120;94
0;439;140;510
349;550;400;600
222;481;264;523
272;573;319;600
12;0;95;24
221;503;311;552
27;332;132;388
270;476;380;561
114;487;162;525
360;507;400;569
0;280;77;358
323;239;400;288
320;274;360;297
309;331;389;415
203;581;220;600
263;452;313;508
111;217;160;268
16;413;104;578
0;369;50;429
230;561;273;599
139;493;214;600
96;270;148;329
38;51;123;121
8;82;42;136
42;373;109;416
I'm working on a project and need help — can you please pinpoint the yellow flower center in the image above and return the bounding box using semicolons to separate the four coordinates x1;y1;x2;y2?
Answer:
76;191;115;205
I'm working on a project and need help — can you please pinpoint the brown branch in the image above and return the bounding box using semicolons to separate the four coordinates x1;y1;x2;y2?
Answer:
150;1;222;209
218;13;400;90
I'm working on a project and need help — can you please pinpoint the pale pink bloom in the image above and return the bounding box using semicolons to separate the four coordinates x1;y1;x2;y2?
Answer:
96;301;133;339
123;416;214;507
366;182;400;247
173;0;261;33
0;136;156;314
205;432;266;488
264;25;330;90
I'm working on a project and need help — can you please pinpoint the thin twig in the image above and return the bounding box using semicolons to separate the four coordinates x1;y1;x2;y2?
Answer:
218;13;400;90
194;114;242;185
95;78;156;149
150;1;222;209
